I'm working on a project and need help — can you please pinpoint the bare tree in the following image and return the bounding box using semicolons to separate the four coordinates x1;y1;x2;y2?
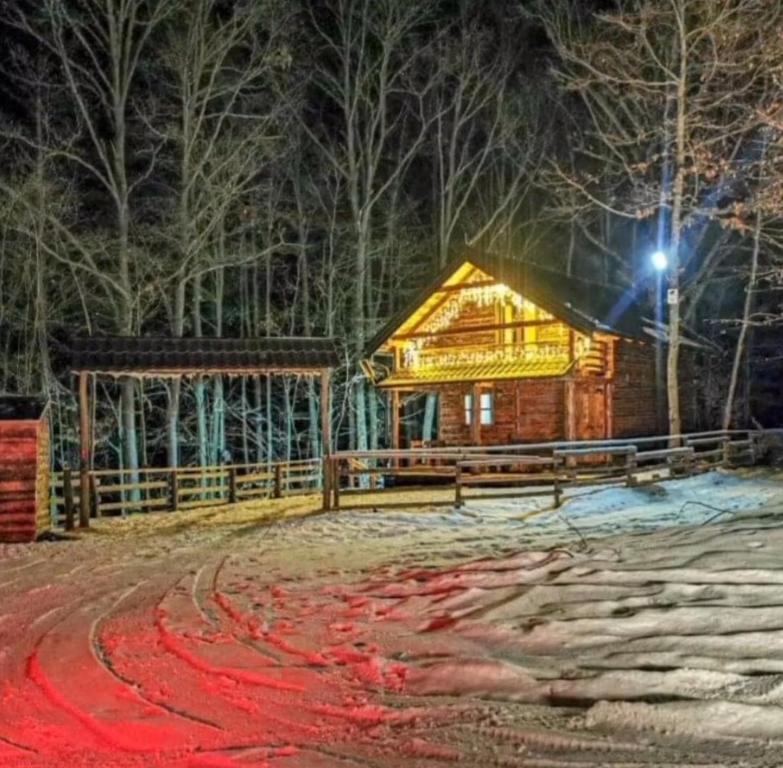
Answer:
8;0;174;483
301;0;439;452
429;18;541;266
537;0;781;438
152;0;288;465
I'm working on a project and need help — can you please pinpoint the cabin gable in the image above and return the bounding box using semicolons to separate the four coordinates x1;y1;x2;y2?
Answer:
373;261;610;389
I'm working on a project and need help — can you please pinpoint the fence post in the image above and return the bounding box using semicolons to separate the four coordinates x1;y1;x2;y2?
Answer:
332;459;341;510
228;466;237;504
722;437;732;467
274;463;283;498
322;457;332;511
63;468;75;531
553;464;562;508
455;463;463;509
749;432;758;465
90;474;103;518
170;469;178;512
625;448;637;487
684;447;695;477
78;468;90;528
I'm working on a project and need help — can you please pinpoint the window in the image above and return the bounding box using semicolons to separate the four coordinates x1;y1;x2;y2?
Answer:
464;392;494;426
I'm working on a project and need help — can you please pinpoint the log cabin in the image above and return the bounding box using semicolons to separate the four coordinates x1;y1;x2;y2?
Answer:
364;251;692;448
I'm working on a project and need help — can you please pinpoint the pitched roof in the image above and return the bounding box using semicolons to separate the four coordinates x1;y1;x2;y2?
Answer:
68;336;340;375
365;250;648;356
0;396;48;421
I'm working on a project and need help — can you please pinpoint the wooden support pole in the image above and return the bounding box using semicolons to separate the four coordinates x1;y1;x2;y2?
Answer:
78;371;91;528
390;390;400;451
455;464;463;509
321;369;332;511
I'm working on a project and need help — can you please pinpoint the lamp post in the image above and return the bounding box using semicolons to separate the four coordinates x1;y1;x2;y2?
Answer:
651;250;668;432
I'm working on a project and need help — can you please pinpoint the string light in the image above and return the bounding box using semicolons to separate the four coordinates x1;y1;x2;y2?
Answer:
401;282;575;372
404;343;572;371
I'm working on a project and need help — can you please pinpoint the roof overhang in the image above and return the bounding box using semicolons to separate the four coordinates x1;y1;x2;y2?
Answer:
66;336;341;376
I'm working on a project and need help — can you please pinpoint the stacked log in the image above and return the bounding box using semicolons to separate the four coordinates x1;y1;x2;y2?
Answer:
0;399;50;543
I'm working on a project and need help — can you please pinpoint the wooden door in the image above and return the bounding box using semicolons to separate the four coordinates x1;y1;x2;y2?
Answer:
575;381;607;440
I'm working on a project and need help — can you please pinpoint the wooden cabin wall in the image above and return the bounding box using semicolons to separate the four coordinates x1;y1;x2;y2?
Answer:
611;339;660;437
438;380;567;446
0;419;49;543
429;301;496;350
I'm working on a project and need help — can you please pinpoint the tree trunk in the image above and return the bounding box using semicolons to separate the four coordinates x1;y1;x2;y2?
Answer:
723;212;760;431
666;31;688;443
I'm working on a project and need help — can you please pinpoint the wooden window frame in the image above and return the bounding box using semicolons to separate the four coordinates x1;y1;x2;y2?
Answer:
464;391;495;426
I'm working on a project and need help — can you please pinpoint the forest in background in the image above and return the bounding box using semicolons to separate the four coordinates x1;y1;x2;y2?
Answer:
0;0;782;474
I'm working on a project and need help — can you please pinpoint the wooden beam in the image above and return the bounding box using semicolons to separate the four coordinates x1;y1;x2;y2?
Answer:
71;366;331;378
320;369;332;456
321;369;332;511
390;390;400;450
78;371;91;528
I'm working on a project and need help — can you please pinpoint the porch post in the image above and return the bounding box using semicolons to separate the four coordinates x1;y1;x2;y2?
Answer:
390;390;400;450
78;371;91;528
320;369;332;511
471;383;481;446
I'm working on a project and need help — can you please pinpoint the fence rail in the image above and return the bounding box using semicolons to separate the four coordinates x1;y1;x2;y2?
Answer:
324;429;769;512
51;458;322;530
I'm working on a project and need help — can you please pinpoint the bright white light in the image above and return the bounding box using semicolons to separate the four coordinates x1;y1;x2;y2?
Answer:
651;250;668;271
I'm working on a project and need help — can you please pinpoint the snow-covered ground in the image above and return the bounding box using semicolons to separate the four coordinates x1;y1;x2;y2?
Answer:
2;469;783;766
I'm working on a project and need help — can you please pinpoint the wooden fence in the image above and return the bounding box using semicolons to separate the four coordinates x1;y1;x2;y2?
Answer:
49;429;775;529
324;429;766;511
51;459;322;530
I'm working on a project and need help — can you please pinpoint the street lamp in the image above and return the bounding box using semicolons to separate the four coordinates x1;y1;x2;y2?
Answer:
651;250;668;271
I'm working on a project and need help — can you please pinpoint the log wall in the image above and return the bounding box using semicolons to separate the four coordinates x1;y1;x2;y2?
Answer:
611;339;661;437
0;418;50;543
438;380;567;446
